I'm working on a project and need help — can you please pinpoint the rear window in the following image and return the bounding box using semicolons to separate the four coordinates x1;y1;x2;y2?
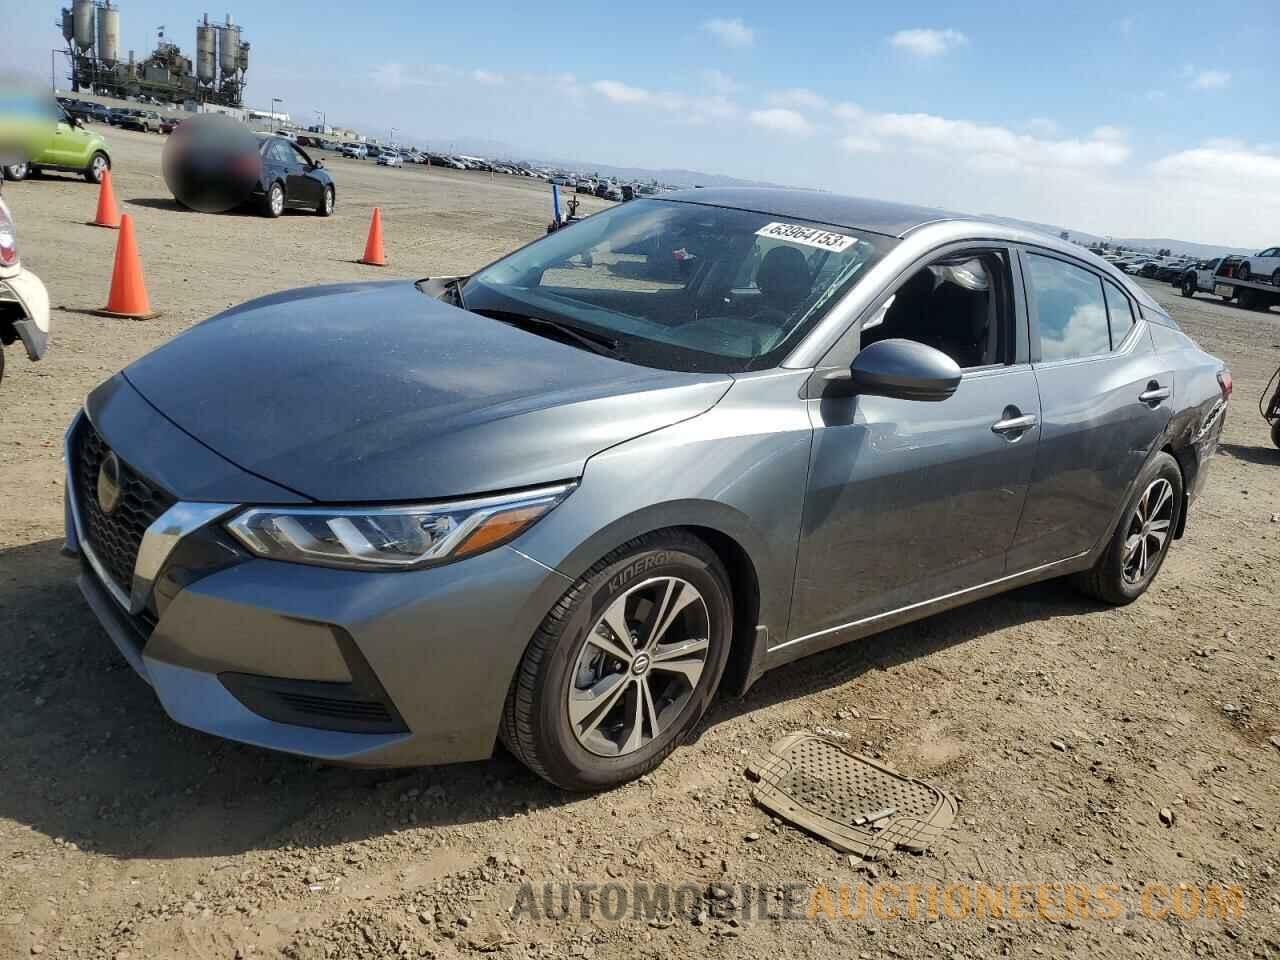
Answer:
1025;253;1110;361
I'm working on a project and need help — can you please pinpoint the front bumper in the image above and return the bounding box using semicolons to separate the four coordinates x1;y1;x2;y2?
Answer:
65;410;572;767
0;267;51;360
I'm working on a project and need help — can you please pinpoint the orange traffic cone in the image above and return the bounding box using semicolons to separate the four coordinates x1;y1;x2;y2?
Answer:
87;167;120;228
360;207;386;266
99;214;157;319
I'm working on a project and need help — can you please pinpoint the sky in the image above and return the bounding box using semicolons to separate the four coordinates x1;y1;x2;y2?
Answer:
4;1;1279;246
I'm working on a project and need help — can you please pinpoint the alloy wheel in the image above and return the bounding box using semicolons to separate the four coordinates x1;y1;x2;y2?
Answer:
91;155;107;181
271;185;285;216
324;187;334;214
1122;478;1174;584
567;576;710;758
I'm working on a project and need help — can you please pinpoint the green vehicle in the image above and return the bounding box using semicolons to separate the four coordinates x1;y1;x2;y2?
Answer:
2;102;112;185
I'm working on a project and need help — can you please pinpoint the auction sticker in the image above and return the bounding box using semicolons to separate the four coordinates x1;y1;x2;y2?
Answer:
756;222;856;252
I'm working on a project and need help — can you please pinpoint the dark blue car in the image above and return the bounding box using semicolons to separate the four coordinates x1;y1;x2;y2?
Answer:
252;134;335;218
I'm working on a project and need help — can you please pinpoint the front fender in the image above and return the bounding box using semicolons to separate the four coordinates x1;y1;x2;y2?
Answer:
0;267;50;359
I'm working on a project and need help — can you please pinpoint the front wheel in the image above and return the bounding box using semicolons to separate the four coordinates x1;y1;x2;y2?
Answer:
1074;452;1183;605
317;185;334;217
84;151;108;184
1180;276;1196;298
1272;268;1280;288
1238;262;1252;281
1272;420;1280;450
500;531;733;791
3;162;29;181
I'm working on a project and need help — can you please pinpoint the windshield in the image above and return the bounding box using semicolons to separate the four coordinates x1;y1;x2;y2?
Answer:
462;198;893;373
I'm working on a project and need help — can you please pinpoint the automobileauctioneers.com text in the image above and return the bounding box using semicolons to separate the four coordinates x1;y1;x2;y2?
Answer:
510;880;1244;924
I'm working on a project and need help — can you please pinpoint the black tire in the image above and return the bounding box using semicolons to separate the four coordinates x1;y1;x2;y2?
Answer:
1180;276;1196;298
3;162;29;181
0;346;5;385
317;185;334;217
1272;420;1280;450
83;151;109;184
1238;262;1251;281
262;181;285;218
1074;452;1183;605
500;530;733;791
1272;268;1280;288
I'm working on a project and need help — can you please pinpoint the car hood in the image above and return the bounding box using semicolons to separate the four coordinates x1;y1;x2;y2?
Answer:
123;280;732;502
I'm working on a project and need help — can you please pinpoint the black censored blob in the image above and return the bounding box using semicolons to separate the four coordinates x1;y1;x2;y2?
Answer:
162;114;261;213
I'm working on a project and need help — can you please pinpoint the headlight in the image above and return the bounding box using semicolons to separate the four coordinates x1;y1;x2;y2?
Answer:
225;483;573;570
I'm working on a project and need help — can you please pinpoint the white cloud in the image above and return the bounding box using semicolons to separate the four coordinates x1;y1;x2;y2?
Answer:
1187;67;1231;89
834;105;1130;172
592;79;651;104
701;68;740;94
702;17;755;49
592;80;738;122
370;62;458;89
750;108;813;136
767;88;828;111
1090;125;1127;143
889;28;968;57
1152;143;1280;185
1027;117;1059;137
472;69;504;85
840;135;882;154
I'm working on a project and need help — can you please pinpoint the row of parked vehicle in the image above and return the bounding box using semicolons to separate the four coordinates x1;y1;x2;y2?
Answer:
58;97;180;135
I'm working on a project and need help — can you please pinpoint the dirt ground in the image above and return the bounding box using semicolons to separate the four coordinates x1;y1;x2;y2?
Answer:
1;128;1278;960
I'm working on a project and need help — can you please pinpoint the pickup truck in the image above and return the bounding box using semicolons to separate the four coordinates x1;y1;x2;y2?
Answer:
1176;258;1222;297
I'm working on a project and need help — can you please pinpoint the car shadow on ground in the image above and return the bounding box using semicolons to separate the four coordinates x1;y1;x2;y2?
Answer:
1219;441;1280;466
125;197;264;217
0;536;1101;862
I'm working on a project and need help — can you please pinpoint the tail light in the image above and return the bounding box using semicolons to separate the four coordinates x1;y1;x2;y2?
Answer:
1217;370;1232;400
0;200;17;268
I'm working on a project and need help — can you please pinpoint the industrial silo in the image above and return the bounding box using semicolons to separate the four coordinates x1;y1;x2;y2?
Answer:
196;15;217;85
96;2;120;66
61;7;75;44
218;15;240;77
72;0;95;53
237;40;250;74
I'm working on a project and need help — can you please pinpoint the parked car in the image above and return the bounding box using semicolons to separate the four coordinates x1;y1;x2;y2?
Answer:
376;151;403;168
63;188;1229;791
1234;247;1280;285
253;134;335;217
87;102;111;124
120;110;162;133
64;99;96;123
0;186;51;384
159;116;183;135
576;179;596;194
1;102;111;184
604;184;623;201
341;143;368;159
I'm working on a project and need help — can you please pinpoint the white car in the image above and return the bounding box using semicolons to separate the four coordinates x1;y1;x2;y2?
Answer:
377;152;403;168
1236;246;1280;285
0;192;50;384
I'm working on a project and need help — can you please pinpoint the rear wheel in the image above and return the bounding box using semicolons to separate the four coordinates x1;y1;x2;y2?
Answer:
3;162;29;181
1074;452;1182;605
1272;420;1280;450
1272;268;1280;288
84;152;108;184
1238;261;1252;281
317;185;334;217
1180;275;1196;298
500;531;733;791
262;181;285;218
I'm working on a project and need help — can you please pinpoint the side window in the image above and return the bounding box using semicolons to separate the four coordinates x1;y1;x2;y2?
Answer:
1103;280;1135;347
290;146;311;167
1024;254;1110;362
861;250;1012;369
267;140;292;164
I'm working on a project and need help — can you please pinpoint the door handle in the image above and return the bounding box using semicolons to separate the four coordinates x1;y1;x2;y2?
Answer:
991;413;1038;435
1139;385;1171;405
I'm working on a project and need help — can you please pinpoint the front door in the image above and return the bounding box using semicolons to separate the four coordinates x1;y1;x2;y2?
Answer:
286;144;322;208
1007;249;1174;570
788;246;1041;645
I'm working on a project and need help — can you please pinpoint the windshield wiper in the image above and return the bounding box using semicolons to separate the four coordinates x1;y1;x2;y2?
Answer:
480;310;621;358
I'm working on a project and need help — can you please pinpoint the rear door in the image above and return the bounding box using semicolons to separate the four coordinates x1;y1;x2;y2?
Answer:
1008;249;1175;570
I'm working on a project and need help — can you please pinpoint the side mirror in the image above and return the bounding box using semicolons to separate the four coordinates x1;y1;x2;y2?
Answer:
313;158;324;169
840;338;961;402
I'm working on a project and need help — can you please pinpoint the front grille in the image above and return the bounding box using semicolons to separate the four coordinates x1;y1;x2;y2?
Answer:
72;420;176;596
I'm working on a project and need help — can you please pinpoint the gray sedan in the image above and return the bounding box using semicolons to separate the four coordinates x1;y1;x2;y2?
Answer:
64;189;1229;790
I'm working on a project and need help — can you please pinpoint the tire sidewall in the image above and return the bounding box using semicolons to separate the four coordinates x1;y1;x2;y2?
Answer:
533;542;732;790
1106;454;1183;601
1271;420;1280;450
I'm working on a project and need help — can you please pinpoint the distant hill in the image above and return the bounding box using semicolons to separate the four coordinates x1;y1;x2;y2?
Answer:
1111;238;1254;258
